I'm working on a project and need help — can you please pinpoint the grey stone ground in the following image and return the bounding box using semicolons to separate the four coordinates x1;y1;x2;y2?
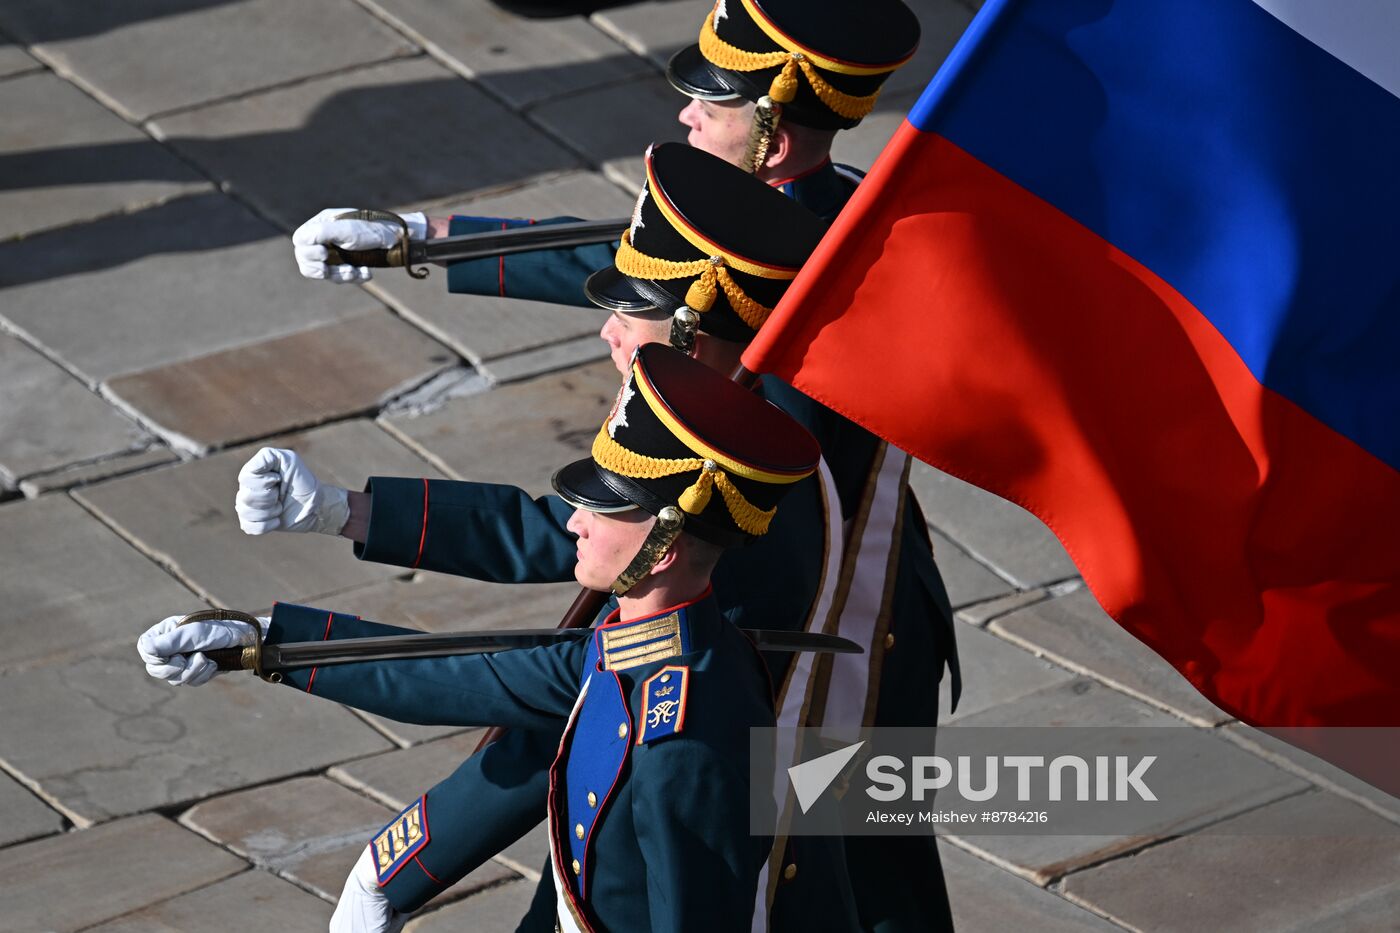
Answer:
0;1;1396;930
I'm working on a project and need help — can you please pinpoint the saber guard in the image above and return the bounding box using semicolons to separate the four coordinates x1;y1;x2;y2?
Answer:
179;609;282;683
322;209;430;280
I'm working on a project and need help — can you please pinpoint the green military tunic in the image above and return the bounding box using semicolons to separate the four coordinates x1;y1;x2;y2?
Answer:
267;593;773;932
353;159;957;930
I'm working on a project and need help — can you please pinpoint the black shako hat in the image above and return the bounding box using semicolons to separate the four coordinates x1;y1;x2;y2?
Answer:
552;343;819;548
584;142;825;347
667;0;920;130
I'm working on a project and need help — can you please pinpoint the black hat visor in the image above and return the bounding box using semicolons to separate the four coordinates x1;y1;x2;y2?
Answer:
551;458;638;514
666;44;742;101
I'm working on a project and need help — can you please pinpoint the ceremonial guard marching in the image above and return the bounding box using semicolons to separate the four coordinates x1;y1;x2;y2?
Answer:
252;140;959;931
139;344;828;932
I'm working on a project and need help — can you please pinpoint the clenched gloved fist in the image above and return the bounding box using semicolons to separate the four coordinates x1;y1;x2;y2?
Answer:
137;614;271;687
329;845;407;933
235;447;350;536
292;208;427;284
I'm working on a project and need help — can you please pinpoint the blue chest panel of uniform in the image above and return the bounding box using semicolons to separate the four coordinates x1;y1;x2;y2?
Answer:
562;607;694;894
776;160;862;221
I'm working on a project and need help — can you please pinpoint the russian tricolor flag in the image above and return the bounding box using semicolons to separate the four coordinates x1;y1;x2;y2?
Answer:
744;0;1400;757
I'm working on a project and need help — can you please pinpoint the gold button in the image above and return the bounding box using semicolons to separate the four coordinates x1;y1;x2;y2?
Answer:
575;823;585;840
587;792;598;808
572;858;581;875
617;722;627;738
883;633;896;651
660;673;671;683
783;863;798;881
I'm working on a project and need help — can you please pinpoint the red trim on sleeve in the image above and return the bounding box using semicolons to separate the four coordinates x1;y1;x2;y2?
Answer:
498;222;509;296
413;855;443;885
305;611;335;693
411;478;430;570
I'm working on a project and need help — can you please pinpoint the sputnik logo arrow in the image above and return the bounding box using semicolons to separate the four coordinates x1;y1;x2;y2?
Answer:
788;741;864;814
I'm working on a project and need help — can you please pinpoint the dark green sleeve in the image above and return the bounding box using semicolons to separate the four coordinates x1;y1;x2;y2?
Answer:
265;602;584;729
631;741;765;932
445;215;618;307
353;476;578;584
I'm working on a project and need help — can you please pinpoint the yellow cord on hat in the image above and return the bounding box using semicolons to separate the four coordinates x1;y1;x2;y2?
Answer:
592;428;778;535
698;12;883;120
614;232;774;331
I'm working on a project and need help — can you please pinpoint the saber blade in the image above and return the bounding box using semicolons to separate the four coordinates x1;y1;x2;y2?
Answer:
413;217;629;264
213;627;861;673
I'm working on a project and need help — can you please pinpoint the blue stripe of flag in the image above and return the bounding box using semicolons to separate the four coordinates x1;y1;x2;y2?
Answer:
910;0;1400;470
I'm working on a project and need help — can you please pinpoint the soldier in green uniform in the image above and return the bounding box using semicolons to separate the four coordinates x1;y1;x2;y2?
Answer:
139;343;823;933
252;140;958;931
290;0;921;288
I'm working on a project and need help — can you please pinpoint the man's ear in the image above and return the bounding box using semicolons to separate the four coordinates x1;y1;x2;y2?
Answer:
647;538;682;576
763;124;795;172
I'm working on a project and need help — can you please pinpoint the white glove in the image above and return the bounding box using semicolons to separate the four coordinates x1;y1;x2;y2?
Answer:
137;614;271;687
235;447;350;536
330;845;406;933
293;208;428;284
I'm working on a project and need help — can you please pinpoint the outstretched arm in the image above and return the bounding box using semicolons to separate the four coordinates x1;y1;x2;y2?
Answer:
442;215;617;307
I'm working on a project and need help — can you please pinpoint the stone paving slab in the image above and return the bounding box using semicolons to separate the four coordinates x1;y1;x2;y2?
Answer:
382;359;620;495
499;820;551;880
939;623;1075;724
928;526;1015;609
354;709;469;749
954;588;1051;628
18;445;178;497
84;869;332;932
0;332;151;486
321;572;581;634
0;643;392;825
1222;724;1400;821
0;40;40;78
992;588;1232;726
0;0;415;121
939;842;1122;932
181;775;518;902
365;0;647;109
330;731;486;809
529;71;686;190
480;333;613;384
1060;790;1400;933
0;813;246;933
154;57;581;231
1299;884;1400;933
590;0;716;69
0;494;201;671
106;309;456;454
74;419;443;610
0;772;66;847
0;70;207;241
0;191;373;382
405;878;540;932
945;679;1307;883
908;461;1077;589
369;171;629;364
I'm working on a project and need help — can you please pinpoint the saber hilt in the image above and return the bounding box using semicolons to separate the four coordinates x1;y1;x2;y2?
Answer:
322;209;428;279
177;609;282;683
319;212;629;280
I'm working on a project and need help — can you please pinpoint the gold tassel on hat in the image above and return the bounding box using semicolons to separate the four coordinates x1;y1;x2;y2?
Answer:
684;262;720;312
769;54;801;103
678;461;719;514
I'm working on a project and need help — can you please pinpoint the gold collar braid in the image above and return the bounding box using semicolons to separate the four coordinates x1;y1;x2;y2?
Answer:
614;231;774;332
592;427;778;535
699;12;884;121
